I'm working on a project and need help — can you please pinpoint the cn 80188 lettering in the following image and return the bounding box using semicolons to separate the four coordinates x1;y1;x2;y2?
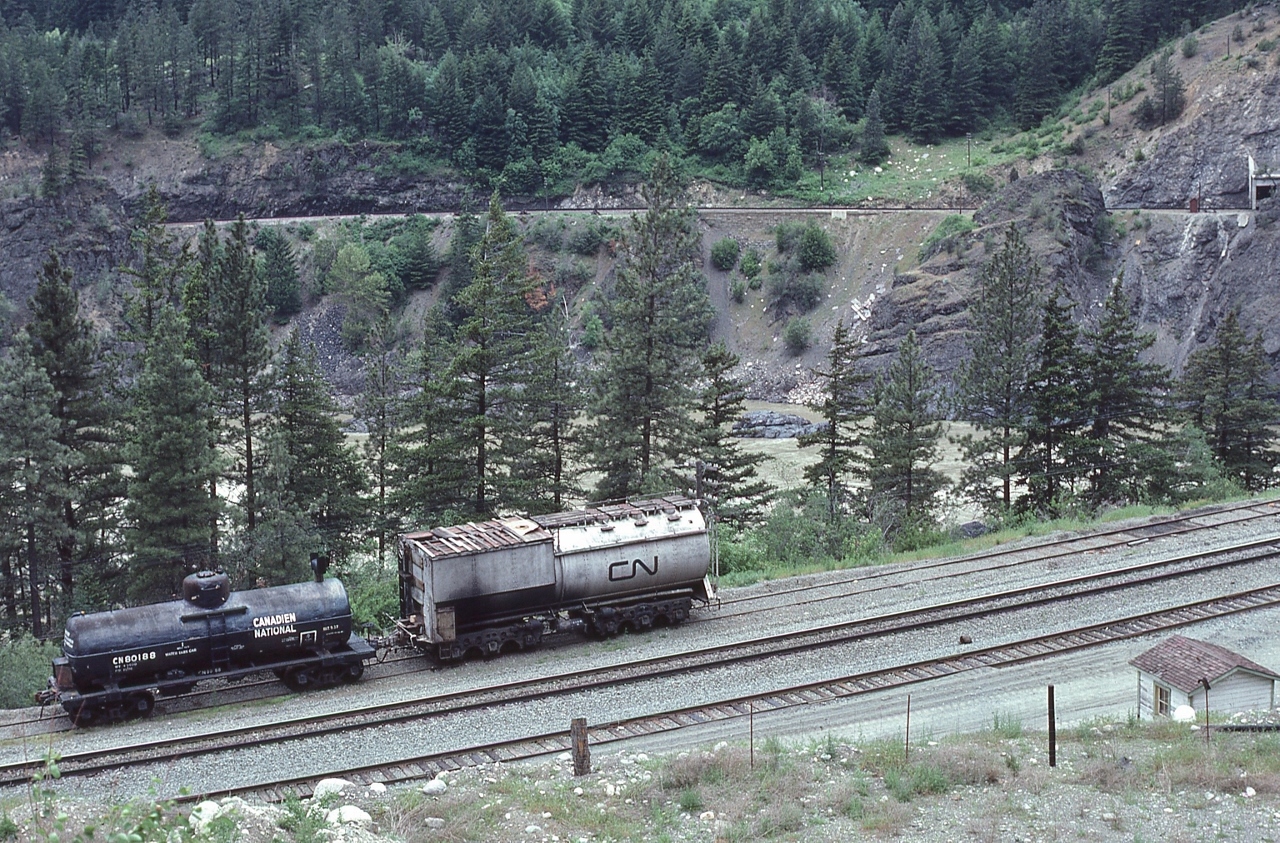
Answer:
40;565;374;724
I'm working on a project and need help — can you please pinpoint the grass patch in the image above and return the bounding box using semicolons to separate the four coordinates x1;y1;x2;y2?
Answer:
919;213;976;260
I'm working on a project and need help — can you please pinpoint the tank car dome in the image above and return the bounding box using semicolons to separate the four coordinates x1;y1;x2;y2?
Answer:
183;570;231;608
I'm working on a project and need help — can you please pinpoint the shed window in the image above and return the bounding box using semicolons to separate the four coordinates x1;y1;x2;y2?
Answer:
1155;683;1171;717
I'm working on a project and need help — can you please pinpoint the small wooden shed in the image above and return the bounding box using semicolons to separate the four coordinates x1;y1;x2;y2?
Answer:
1130;635;1279;718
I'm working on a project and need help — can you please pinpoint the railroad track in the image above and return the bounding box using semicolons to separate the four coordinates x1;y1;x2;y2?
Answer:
9;497;1273;734
5;535;1277;794
713;497;1280;615
193;582;1280;805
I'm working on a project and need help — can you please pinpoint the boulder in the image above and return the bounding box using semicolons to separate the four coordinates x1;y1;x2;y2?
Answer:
313;778;354;799
325;805;372;826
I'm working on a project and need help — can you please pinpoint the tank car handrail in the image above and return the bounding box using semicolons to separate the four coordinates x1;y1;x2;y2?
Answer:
179;604;250;621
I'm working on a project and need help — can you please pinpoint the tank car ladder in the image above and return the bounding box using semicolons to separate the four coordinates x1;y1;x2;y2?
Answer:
208;612;231;670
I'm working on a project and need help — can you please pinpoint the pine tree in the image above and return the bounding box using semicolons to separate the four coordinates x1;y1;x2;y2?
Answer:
589;154;712;499
358;319;404;560
388;311;469;525
122;185;190;340
0;333;74;636
506;300;585;514
125;305;223;604
561;48;609;152
799;320;871;519
692;341;773;531
1079;276;1170;506
256;226;301;321
448;192;537;517
863;329;947;538
1178;310;1279;491
858;86;889;166
440;208;483;324
29;250;124;611
955;225;1041;516
268;332;367;567
1152;51;1185;125
211;216;272;532
1019;283;1087;514
905;12;946;144
233;432;314;586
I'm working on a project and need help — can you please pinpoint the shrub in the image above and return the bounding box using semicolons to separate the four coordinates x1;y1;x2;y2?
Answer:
961;171;996;197
774;220;805;254
566;219;619;255
1181;33;1199;58
797;224;837;271
730;278;747;303
740;247;762;279
528;217;566;251
710;237;741;270
346;561;399;631
790;273;825;310
580;312;604;350
0;635;60;709
782;316;812;354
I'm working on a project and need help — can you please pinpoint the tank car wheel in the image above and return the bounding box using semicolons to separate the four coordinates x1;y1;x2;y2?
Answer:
282;667;311;692
127;691;156;718
66;701;95;725
342;662;364;683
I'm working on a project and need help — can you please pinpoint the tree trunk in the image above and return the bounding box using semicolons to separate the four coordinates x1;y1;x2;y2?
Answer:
27;522;42;639
1;551;15;625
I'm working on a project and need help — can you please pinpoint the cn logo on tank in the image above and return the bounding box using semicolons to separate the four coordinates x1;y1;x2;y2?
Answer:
609;556;658;581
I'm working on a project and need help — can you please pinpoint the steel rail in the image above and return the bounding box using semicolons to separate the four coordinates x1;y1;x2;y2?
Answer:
4;536;1276;789
182;582;1280;805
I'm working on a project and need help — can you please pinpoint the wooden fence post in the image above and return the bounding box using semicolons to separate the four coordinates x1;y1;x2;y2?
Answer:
571;717;591;776
1048;685;1057;768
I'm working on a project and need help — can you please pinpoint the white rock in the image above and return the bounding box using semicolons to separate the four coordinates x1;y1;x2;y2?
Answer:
573;787;584;796
558;752;573;762
422;779;448;796
313;778;354;799
525;825;544;835
367;782;387;795
1247;787;1257;798
188;801;223;834
425;817;445;829
326;805;372;826
713;741;728;753
1172;705;1198;723
700;811;717;821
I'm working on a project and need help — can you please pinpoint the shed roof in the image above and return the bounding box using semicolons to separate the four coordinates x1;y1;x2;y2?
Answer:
1129;635;1280;694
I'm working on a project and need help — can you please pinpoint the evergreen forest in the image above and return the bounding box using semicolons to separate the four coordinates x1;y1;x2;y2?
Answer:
1;164;1277;656
0;0;1243;191
0;0;1276;674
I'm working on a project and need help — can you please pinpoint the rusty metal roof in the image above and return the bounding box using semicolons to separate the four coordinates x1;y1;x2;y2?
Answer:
1129;635;1280;694
401;517;552;559
401;497;702;555
532;495;700;529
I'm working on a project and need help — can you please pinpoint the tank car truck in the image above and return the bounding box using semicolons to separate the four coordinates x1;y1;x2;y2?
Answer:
37;561;375;724
395;496;715;661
